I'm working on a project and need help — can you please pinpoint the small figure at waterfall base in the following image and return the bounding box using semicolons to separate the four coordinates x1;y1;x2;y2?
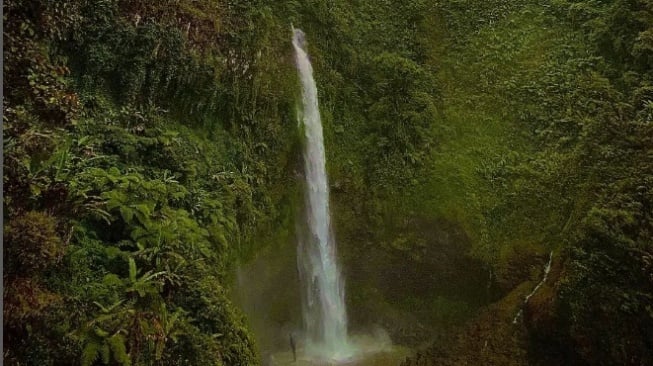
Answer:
290;333;297;362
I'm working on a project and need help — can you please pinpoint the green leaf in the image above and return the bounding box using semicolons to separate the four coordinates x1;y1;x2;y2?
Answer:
134;204;151;217
155;340;165;360
94;327;110;338
108;334;131;366
120;206;134;224
81;341;100;366
102;273;123;287
30;183;42;196
128;258;137;283
108;167;121;177
105;246;122;259
93;300;124;313
100;344;111;364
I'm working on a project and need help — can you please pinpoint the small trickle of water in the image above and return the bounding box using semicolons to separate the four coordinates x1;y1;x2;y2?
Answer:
513;251;553;324
292;27;352;361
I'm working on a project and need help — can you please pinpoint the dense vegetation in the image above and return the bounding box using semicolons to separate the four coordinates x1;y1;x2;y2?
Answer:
3;1;652;366
3;1;297;364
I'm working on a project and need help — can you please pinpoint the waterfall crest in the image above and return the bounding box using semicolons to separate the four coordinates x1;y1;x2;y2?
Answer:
293;28;352;360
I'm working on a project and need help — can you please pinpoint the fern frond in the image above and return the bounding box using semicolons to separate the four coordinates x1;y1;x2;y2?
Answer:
81;341;100;366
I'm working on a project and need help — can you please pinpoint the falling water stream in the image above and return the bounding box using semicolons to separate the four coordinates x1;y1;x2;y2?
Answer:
237;28;413;366
293;27;353;361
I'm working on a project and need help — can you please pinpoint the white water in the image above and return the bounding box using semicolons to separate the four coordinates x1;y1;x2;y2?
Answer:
513;251;553;324
292;28;352;361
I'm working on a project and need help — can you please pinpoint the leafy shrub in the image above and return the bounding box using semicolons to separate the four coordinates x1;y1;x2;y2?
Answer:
4;211;65;273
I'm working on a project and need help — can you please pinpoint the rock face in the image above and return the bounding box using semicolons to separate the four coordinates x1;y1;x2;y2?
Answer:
495;248;548;294
523;257;565;341
399;287;531;366
343;217;494;345
399;254;568;366
380;218;490;303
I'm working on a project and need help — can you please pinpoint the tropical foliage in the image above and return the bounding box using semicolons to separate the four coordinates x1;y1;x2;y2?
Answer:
4;0;653;365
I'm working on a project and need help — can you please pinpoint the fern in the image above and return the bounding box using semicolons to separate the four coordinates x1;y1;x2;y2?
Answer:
100;344;111;364
81;341;100;366
108;334;131;366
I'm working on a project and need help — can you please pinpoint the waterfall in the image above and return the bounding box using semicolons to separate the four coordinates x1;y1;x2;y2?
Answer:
292;28;352;360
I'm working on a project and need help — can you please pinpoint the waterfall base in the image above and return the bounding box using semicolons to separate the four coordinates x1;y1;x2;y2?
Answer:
265;332;411;366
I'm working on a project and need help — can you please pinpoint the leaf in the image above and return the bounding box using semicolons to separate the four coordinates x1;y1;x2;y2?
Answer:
30;183;42;196
81;341;100;366
76;135;91;147
120;206;134;224
142;271;167;282
155;339;165;360
108;167;121;178
94;327;110;338
130;227;149;241
93;300;124;313
104;246;122;259
102;273;123;287
108;334;131;366
128;258;137;283
90;208;113;224
100;344;111;364
134;204;151;217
